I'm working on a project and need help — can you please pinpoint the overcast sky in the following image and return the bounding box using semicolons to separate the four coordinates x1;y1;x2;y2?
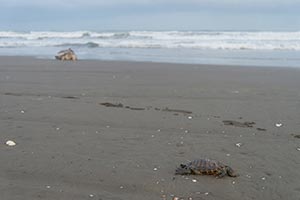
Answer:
1;0;300;31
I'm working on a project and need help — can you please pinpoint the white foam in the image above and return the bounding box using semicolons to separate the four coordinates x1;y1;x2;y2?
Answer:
0;31;300;50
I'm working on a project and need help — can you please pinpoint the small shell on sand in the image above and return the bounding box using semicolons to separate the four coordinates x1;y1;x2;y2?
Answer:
235;143;242;147
6;140;16;146
275;123;282;127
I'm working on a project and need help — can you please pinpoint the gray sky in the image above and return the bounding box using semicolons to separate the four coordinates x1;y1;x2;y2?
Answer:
1;0;300;31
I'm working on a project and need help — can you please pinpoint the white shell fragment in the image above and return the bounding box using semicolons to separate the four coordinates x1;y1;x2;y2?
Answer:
275;123;282;127
235;143;243;147
153;167;158;171
192;179;197;183
6;140;16;146
188;116;193;119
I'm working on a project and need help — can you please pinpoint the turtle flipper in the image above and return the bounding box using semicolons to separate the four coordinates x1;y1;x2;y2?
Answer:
191;168;202;175
226;166;239;177
216;169;227;178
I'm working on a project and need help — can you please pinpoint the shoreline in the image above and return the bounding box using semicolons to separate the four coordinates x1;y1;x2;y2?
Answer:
1;56;300;200
1;55;300;70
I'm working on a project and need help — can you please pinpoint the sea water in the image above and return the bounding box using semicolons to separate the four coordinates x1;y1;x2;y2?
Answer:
0;30;299;67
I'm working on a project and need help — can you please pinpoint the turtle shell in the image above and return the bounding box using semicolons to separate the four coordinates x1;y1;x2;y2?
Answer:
176;158;226;176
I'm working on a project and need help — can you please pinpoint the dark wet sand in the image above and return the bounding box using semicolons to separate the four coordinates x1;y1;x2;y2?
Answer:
0;56;300;200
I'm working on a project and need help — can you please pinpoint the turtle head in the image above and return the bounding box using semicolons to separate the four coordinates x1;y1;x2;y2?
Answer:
175;164;192;175
225;166;239;177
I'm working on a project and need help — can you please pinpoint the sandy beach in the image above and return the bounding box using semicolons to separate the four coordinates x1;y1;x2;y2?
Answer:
0;56;300;200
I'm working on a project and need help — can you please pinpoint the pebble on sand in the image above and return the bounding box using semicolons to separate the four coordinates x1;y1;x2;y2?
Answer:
5;140;16;146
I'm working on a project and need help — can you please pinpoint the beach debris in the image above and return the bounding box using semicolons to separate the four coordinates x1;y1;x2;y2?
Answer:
120;186;124;189
235;143;243;148
100;102;124;108
62;96;79;99
5;140;16;146
261;177;266;181
55;48;77;61
204;192;209;196
172;197;179;200
232;181;236;185
153;167;158;171
126;106;145;111
161;107;192;114
275;123;282;127
175;158;238;178
187;116;193;120
226;153;231;157
20;110;25;114
297;147;300;151
292;134;300;139
89;194;94;198
223;120;255;128
192;179;197;183
246;174;251;178
257;128;267;131
46;185;51;189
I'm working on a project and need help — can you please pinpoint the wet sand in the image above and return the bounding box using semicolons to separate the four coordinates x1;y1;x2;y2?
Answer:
0;56;300;200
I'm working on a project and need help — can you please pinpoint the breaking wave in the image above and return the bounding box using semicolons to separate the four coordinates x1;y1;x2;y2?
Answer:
0;31;300;50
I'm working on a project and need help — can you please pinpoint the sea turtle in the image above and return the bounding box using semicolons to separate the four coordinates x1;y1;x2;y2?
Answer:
55;48;77;61
175;158;238;178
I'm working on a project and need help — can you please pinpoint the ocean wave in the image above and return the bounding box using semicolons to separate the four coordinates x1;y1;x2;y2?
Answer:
55;42;99;48
0;31;300;50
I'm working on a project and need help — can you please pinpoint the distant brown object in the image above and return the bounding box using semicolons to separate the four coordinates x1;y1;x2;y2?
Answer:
55;48;77;61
